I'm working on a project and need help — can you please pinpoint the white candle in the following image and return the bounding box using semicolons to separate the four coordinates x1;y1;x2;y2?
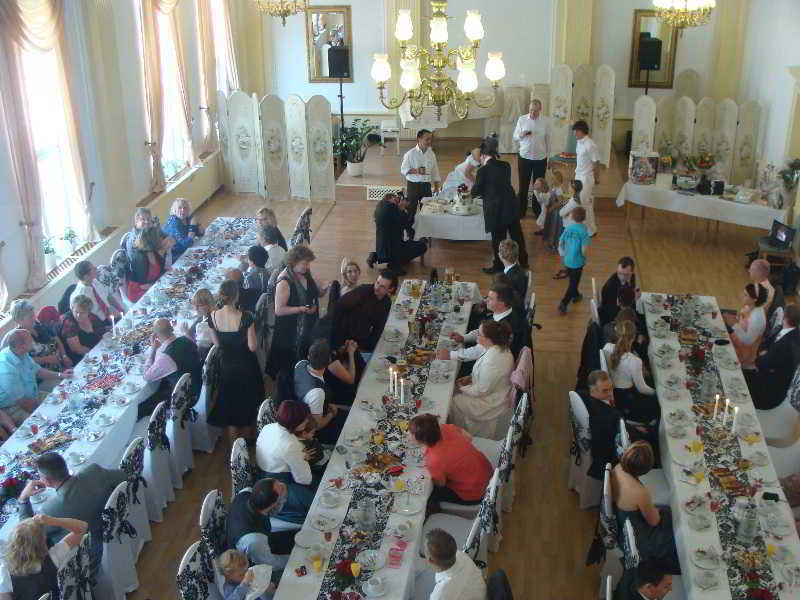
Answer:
110;315;116;338
723;398;730;425
731;406;740;433
712;395;719;420
401;379;405;405
389;367;394;394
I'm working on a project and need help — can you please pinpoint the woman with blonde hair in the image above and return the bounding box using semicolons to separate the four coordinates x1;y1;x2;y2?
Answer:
1;514;87;600
127;225;165;302
164;198;204;259
255;207;287;251
180;288;215;363
339;258;361;296
61;295;108;363
602;319;656;423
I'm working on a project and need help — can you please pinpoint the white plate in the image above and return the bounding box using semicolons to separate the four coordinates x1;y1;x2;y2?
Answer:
688;514;712;532
356;549;386;571
693;571;720;590
774;546;797;564
67;452;86;466
661;389;682;402
782;565;800;587
667;426;687;439
392;496;424;515
665;410;691;426
655;344;677;358
663;375;683;390
746;451;769;467
294;528;321;549
16;428;34;439
319;491;339;509
682;496;709;515
309;514;340;532
691;548;722;570
363;582;388;598
766;515;794;537
86;430;105;442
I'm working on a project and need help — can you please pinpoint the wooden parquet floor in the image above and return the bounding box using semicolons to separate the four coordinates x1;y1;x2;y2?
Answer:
129;147;773;600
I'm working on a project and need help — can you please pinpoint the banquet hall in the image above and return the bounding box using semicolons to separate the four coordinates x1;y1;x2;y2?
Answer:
0;1;799;599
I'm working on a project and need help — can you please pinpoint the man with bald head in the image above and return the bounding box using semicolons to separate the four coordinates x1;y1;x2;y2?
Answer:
139;318;202;418
749;258;783;320
513;99;550;217
225;267;261;312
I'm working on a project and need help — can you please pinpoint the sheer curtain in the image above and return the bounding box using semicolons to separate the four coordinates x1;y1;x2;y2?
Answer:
210;0;239;95
196;0;217;155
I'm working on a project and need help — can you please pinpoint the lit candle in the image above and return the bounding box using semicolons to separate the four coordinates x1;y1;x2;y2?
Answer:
731;406;740;433
401;379;406;405
389;367;394;394
110;314;116;339
712;394;720;420
723;398;730;425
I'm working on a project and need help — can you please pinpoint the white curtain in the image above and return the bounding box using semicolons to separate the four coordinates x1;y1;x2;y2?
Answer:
196;0;217;155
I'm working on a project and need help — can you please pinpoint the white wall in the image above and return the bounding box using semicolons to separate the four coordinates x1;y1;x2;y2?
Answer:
591;0;718;119
738;0;800;166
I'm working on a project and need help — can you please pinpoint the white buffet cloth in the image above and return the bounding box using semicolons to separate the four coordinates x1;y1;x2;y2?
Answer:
642;292;800;600
274;279;480;600
413;198;491;242
617;183;789;230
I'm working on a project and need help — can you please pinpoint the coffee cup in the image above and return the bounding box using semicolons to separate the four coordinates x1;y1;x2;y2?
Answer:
367;576;384;594
395;521;411;538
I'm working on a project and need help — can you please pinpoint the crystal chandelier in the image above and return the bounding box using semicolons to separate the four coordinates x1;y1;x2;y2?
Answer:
653;0;716;29
253;0;307;26
370;1;505;120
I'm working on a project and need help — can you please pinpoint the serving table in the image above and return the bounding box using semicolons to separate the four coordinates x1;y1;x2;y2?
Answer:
413;197;490;242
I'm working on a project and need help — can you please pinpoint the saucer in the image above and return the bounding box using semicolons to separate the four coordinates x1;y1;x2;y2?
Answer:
86;430;105;442
688;514;712;531
363;577;387;598
309;513;340;532
693;571;720;590
692;547;722;570
355;549;386;571
294;528;320;549
667;426;687;438
67;452;86;466
392;496;424;515
319;491;339;509
30;490;48;504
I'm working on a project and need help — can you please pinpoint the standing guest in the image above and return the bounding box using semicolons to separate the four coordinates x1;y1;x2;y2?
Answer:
472;135;528;273
225;268;261;314
331;270;397;354
753;304;800;410
256;208;288;251
614;560;673;600
71;260;124;324
61;295;109;363
140;318;202;419
400;129;441;218
572;120;601;236
557;206;590;314
541;170;566;251
244;245;271;294
183;288;215;363
603;320;657;424
440;148;481;197
498;239;528;303
217;549;277;600
513;99;550;218
338;258;361;296
122;207;152;258
727;283;768;370
410;414;492;507
0;330;70;430
600;257;638;325
18;452;126;580
0;514;87;600
552;180;582;284
532;178;551;229
127;225;166;303
9;300;71;372
293;340;346;445
267;246;329;377
258;225;287;271
368;193;427;275
449;320;515;439
163;198;204;259
207;280;263;440
423;528;486;600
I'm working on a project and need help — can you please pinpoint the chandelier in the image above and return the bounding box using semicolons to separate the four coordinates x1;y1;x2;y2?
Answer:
653;0;715;29
253;0;307;26
370;1;505;120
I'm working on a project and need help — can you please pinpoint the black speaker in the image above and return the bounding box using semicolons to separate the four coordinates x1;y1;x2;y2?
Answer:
639;37;662;71
328;46;350;78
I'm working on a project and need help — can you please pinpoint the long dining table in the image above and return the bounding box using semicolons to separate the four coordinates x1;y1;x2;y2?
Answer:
274;278;481;600
642;292;800;600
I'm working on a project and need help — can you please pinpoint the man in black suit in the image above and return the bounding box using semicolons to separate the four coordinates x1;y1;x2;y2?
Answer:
367;193;426;276
599;256;637;325
471;136;528;273
498;239;528;303
614;560;673;600
752;304;800;410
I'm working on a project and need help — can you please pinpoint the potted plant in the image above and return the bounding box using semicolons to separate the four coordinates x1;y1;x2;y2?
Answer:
43;236;57;272
62;227;78;251
54;227;78;258
779;158;800;192
333;118;379;177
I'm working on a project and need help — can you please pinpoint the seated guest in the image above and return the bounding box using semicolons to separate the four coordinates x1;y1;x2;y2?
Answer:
71;260;124;324
368;192;426;275
410;414;492;507
339;258;361;296
603;320;657;424
331;270;396;355
140;318;202;419
61;295;109;363
440;148;481;197
121;207;152;259
749;258;782;320
423;528;486;600
498;239;528;303
727;283;768;370
163;197;203;259
256;207;287;251
258;225;287;271
0;514;87;600
753;303;800;410
602;287;645;343
0;330;69;434
324;339;363;407
181;288;215;363
18;452;127;579
599;257;637;325
217;549;277;600
127;225;166;303
225;479;297;570
244;245;271;294
613;559;673;600
9;299;71;371
225;268;261;313
450;320;515;439
294;339;346;445
611;442;680;574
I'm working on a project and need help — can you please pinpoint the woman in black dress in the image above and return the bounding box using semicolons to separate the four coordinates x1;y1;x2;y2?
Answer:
60;295;109;364
207;280;264;439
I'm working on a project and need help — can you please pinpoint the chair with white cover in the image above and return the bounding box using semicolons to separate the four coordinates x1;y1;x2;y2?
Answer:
176;540;224;600
599;348;609;374
604;575;612;600
592;277;599;305
524;270;534;311
567;391;602;509
167;373;195;488
598;464;623;595
762;305;785;350
761;363;800;454
616;419;670;506
621;518;639;569
379;119;401;155
143;401;174;522
257;397;278;434
100;481;140;599
191;345;222;453
590;298;600;326
119;436;152;558
57;533;92;600
199;489;228;561
37;594;51;600
230;437;254;500
288;207;312;248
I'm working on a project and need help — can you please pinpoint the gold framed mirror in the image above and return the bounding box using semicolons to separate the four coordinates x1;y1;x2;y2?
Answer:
306;6;353;83
628;9;679;89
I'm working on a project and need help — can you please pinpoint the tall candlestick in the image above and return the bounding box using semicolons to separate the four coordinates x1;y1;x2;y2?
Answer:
401;379;405;405
731;406;740;433
712;395;719;420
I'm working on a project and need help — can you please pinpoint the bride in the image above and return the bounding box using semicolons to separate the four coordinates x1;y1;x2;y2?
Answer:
440;148;481;196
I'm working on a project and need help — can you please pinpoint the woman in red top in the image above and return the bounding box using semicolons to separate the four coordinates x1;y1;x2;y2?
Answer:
410;413;492;507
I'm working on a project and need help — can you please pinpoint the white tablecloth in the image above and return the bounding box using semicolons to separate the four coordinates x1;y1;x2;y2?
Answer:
617;183;789;230
642;293;800;600
274;279;479;600
413;199;490;241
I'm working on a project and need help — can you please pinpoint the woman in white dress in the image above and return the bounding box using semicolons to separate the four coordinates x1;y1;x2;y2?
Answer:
602;319;657;423
728;283;768;369
440;148;481;197
449;319;515;439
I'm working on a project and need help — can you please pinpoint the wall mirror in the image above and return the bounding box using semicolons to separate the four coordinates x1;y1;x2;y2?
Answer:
306;6;352;83
628;9;679;89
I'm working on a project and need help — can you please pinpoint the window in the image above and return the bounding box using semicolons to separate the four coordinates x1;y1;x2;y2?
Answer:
210;0;237;95
19;47;88;242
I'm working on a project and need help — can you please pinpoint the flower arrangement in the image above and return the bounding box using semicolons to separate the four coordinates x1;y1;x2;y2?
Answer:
778;158;800;191
744;571;775;600
0;472;33;499
693;152;715;171
457;183;468;194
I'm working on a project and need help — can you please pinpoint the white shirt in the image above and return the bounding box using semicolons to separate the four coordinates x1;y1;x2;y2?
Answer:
401;145;441;183
72;279;113;320
575;136;600;177
602;343;654;395
452;308;513;362
776;327;796;342
733;305;767;346
256;422;312;485
513;113;550;160
301;366;326;415
559;197;580;227
264;243;286;271
430;550;487;600
0;538;75;593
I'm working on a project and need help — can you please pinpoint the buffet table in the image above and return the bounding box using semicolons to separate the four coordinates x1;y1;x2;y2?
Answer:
642;292;800;600
413;197;490;241
274;278;480;600
617;183;789;230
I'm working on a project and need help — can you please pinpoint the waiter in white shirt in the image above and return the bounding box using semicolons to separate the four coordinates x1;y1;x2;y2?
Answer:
400;129;440;219
512;99;550;218
572;119;601;236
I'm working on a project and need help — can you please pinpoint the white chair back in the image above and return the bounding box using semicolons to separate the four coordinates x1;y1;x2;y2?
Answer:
289;207;312;248
230;437;254;500
199;489;227;559
143;401;174;522
101;481;139;598
592;277;599;304
192;345;221;453
37;594;51;600
599;347;609;374
568;391;592;462
119;436;151;556
463;469;501;573
167;373;195;488
257;397;278;434
618;418;630;449
623;518;640;568
599;463;618;550
590;298;600;325
57;533;92;600
524;270;534;310
176;540;224;600
605;575;613;600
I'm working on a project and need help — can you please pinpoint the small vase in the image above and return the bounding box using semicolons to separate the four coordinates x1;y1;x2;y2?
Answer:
44;253;58;273
346;161;364;177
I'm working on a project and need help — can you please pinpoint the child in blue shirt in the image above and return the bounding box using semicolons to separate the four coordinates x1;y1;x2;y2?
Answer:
558;205;590;314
